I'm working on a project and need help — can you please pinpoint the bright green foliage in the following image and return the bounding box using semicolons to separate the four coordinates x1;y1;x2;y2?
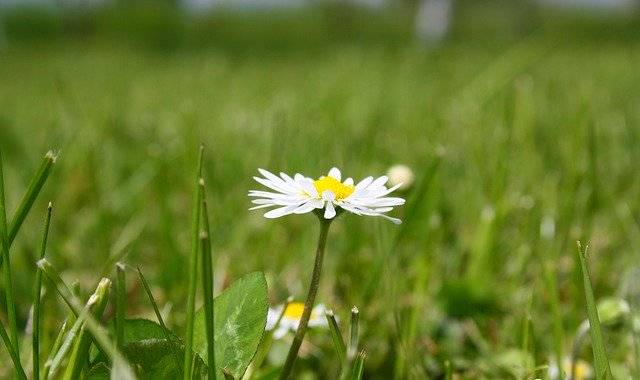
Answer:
577;243;613;379
3;3;640;378
193;272;268;379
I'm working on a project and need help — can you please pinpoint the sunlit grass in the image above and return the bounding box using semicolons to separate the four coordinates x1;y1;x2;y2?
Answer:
1;11;640;377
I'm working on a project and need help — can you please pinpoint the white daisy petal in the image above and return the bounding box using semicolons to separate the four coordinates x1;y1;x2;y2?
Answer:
324;203;336;219
249;204;276;210
248;190;300;200
299;178;318;198
280;172;300;188
293;201;317;214
273;326;289;340
380;215;402;224
370;175;389;188
355;176;374;190
250;168;404;223
264;204;301;219
259;168;300;193
328;167;341;181
253;177;295;195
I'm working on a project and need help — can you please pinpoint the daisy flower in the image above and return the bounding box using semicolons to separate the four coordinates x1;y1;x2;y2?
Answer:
548;357;593;380
387;164;414;191
266;302;328;339
249;167;405;224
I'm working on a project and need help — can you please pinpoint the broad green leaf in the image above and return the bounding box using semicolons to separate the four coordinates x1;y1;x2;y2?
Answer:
122;318;178;343
193;271;268;379
92;319;187;379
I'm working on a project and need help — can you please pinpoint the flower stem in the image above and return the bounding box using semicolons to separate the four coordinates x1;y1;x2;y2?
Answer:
279;219;331;379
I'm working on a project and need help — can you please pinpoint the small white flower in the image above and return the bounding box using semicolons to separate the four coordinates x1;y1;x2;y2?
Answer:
387;164;414;190
266;302;328;339
249;167;405;224
548;357;593;380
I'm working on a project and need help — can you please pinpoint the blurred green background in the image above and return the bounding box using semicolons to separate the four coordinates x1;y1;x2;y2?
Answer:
2;0;640;378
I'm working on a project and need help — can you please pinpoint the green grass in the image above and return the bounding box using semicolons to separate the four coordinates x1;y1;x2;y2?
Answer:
1;5;640;378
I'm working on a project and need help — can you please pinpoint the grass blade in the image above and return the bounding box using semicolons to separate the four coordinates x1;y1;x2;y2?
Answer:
137;265;183;374
0;320;26;379
576;241;612;379
48;298;99;377
42;318;69;380
39;258;136;379
349;350;366;380
0;148;21;364
32;203;53;380
62;278;111;380
7;150;56;248
325;309;346;368
37;258;80;317
348;307;359;361
115;262;126;350
183;144;205;380
444;360;452;380
542;259;564;372
201;199;216;380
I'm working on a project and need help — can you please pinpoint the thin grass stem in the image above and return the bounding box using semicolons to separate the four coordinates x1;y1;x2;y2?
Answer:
62;279;111;380
32;203;53;380
576;241;612;379
279;219;331;379
183;144;205;380
325;309;346;368
348;306;360;361
137;266;183;375
7;151;56;248
40;259;136;379
0;148;21;363
201;199;216;380
37;259;79;317
115;262;126;350
0;320;26;379
42;318;68;380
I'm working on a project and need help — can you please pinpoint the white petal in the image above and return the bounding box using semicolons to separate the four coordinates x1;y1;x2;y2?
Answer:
292;201;317;214
273;326;289;340
264;204;300;219
372;207;394;213
299;178;318;198
248;204;275;210
359;183;403;198
339;203;364;215
349;197;405;207
370;175;389;188
254;177;295;195
252;198;300;206
328;167;341;181
324;201;336;219
266;307;282;330
258;169;299;193
343;177;354;186
280;172;299;187
355;176;374;190
380;215;402;224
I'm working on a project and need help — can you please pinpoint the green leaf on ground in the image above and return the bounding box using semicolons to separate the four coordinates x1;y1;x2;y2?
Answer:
193;271;268;379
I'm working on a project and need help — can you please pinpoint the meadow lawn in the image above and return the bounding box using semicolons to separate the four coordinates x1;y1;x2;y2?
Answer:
1;7;640;378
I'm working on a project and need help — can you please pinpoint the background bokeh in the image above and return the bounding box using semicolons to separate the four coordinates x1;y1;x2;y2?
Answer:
1;0;640;378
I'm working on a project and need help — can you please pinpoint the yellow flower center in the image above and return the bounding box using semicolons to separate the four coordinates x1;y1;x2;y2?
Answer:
313;176;354;200
283;302;320;320
284;302;306;319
